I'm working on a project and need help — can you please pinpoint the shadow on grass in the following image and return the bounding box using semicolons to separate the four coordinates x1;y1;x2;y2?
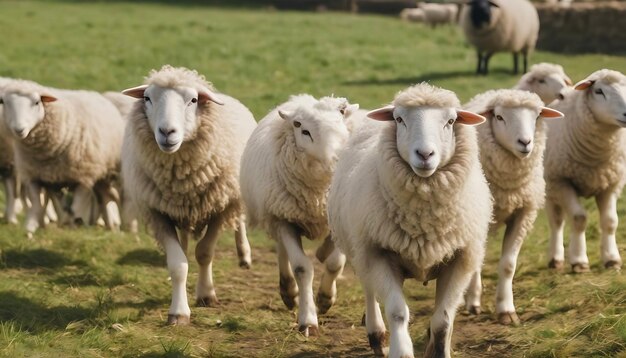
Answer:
0;291;91;333
117;248;165;267
0;248;85;270
342;68;516;86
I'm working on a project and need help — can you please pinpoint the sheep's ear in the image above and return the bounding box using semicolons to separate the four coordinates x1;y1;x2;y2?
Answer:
278;109;294;120
456;109;486;125
40;94;57;103
540;107;564;119
367;105;395;121
574;79;594;90
341;103;359;118
198;87;224;105
478;109;493;119
122;85;148;98
564;75;573;86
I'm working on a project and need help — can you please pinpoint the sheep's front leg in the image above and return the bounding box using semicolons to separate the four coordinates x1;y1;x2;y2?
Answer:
464;271;482;315
316;236;346;314
279;223;318;336
277;239;298;310
71;185;94;226
24;181;45;238
496;209;536;325
195;217;224;307
546;199;566;270
363;282;387;356
3;176;18;224
426;251;474;358
234;215;252;269
151;213;190;325
94;182;121;231
596;191;622;270
559;185;589;272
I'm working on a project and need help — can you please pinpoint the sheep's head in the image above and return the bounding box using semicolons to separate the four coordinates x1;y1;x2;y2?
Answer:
476;90;563;158
278;95;357;165
122;83;223;153
0;85;56;140
467;0;500;29
517;63;573;105
575;69;626;128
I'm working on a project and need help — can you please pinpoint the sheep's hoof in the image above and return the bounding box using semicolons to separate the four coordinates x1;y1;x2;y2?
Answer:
571;263;590;274
196;295;220;307
548;259;564;271
316;292;335;314
167;314;190;325
497;311;520;326
604;260;622;270
298;324;319;337
467;305;482;315
279;275;298;310
368;331;387;356
239;260;251;270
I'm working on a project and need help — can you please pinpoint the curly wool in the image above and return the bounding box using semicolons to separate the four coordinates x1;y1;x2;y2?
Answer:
545;77;626;200
144;65;216;92
523;63;568;80
467;90;546;232
5;81;123;189
393;82;461;108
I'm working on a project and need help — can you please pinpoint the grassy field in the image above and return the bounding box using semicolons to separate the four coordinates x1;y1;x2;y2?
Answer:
0;1;625;357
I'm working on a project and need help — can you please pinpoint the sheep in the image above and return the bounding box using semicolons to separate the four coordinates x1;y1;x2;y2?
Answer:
121;65;256;325
544;69;626;273
0;80;125;237
462;89;563;325
328;83;492;358
417;2;458;26
240;94;358;336
400;8;426;23
514;62;573;105
0;77;21;224
460;0;539;75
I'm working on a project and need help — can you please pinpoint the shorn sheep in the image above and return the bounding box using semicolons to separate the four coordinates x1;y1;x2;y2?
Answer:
328;83;492;358
463;89;563;325
121;65;256;325
0;80;125;237
240;94;358;336
544;69;626;272
460;0;539;75
514;62;573;105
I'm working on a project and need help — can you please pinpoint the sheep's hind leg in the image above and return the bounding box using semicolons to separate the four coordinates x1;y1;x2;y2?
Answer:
24;181;45;238
94;182;121;231
512;52;519;74
464;271;482;315
195;217;224;307
546;199;566;270
426;251;474;358
277;238;299;310
152;213;190;325
234;215;252;269
596;191;622;270
316;236;345;314
279;223;318;337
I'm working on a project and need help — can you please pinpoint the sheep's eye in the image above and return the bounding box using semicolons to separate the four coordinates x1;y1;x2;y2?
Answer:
447;118;455;125
34;101;40;106
538;79;546;84
395;116;403;124
293;121;301;128
339;108;345;115
302;129;311;136
191;98;197;104
496;115;504;121
595;88;604;96
144;96;151;103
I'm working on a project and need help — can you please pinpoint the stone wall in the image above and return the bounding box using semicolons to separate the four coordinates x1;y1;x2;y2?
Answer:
536;2;626;54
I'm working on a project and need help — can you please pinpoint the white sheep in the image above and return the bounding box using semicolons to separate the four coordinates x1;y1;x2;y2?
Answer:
544;69;626;273
121;65;256;325
460;0;539;75
328;83;492;358
1;80;125;236
514;62;573;105
240;94;358;336
417;3;458;26
400;8;426;22
463;89;563;325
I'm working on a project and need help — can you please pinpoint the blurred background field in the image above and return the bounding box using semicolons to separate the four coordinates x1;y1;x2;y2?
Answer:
0;1;625;357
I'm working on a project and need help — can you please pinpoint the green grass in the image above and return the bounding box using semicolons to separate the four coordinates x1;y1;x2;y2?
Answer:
0;1;625;357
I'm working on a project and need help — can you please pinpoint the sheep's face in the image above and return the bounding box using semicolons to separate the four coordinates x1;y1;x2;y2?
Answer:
579;80;626;128
1;92;55;140
279;104;354;165
490;106;540;159
468;0;500;29
529;73;572;105
122;84;223;153
368;105;485;178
